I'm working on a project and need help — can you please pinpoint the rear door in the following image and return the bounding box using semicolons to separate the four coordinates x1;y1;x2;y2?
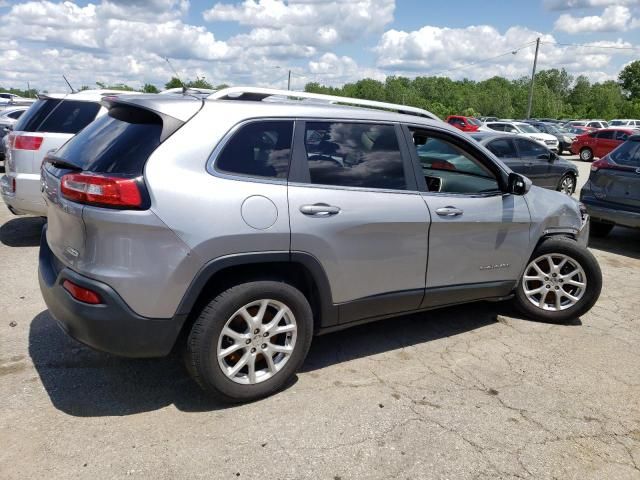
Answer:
484;137;523;174
288;120;430;323
405;126;530;305
594;130;617;158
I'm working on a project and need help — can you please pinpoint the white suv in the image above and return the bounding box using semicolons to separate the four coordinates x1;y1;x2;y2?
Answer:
1;90;135;216
485;121;559;151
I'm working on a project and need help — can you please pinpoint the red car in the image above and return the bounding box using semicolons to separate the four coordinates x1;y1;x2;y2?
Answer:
570;128;637;161
445;115;481;132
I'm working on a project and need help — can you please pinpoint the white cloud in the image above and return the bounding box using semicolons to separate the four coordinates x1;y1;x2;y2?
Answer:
374;24;635;82
545;0;640;10
203;0;395;47
555;5;638;33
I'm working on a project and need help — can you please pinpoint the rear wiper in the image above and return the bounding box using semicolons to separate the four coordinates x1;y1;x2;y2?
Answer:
45;156;82;171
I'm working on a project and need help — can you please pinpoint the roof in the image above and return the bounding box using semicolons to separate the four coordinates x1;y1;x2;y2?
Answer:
40;89;138;102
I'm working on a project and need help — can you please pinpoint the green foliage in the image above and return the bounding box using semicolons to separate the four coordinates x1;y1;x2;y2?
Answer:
619;60;640;100
0;86;38;98
142;83;159;93
95;81;135;91
304;67;635;120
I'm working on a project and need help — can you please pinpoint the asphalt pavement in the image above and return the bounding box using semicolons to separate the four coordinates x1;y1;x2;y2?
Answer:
1;157;639;480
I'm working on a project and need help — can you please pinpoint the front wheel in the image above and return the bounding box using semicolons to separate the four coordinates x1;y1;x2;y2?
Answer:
186;281;313;402
514;237;602;323
579;148;594;162
557;174;576;195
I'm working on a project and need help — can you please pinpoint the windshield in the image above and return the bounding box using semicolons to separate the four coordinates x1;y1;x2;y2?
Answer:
610;120;624;126
609;140;640;167
516;124;540;133
467;117;481;126
545;125;561;134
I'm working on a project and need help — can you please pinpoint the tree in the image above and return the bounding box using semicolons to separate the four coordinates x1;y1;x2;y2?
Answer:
165;77;183;89
142;83;159;93
619;60;640;100
187;77;214;89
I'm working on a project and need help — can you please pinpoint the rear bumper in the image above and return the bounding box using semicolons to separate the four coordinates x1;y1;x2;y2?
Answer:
38;227;186;358
582;202;640;229
0;173;47;216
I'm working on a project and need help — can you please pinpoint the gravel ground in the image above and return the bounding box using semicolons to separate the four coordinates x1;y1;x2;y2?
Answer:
1;158;639;480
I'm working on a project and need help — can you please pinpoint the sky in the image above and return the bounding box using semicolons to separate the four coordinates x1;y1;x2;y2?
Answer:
0;0;639;92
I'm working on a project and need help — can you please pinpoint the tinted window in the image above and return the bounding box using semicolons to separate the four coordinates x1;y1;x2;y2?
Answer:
515;138;548;158
304;122;406;190
7;110;24;119
216;121;293;179
37;100;101;134
615;131;629;142
486;138;517;158
504;124;519;133
13;99;62;132
487;123;504;131
610;140;640;167
596;130;615;140
54;106;163;175
448;117;464;126
411;129;500;194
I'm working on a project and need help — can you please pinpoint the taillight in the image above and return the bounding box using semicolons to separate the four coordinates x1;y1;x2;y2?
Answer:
60;173;143;208
62;280;102;305
13;135;43;151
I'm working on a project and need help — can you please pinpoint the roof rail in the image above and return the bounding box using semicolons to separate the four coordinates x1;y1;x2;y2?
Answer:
208;87;439;120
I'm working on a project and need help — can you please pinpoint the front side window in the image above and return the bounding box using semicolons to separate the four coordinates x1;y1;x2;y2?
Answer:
410;128;500;194
515;138;548;158
596;130;615;140
303;122;406;190
487;123;504;132
615;130;630;142
486;138;517;158
216;120;293;179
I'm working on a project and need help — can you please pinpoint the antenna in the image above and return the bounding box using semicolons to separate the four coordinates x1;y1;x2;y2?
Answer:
164;57;186;93
62;75;75;93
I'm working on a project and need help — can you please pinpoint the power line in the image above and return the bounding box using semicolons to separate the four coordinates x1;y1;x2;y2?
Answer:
429;40;537;76
541;40;640;51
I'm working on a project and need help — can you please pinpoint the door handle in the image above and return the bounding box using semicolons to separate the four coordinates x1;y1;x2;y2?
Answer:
300;203;341;216
435;206;463;217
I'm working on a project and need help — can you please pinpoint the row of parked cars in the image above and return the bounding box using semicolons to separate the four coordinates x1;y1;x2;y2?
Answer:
0;88;633;401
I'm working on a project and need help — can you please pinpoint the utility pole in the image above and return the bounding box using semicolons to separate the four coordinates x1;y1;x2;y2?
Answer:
526;37;540;119
287;70;291;90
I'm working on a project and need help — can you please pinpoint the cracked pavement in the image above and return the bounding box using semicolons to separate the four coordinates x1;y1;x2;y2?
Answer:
1;159;639;479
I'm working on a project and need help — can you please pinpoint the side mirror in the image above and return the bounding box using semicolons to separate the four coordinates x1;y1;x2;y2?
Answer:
507;172;531;195
549;151;558;162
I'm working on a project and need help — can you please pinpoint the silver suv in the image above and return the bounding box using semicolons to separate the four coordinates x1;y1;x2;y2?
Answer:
38;88;602;402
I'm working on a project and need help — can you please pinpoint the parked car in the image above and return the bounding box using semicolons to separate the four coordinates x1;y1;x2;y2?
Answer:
580;134;640;237
609;119;640;127
37;87;600;402
470;132;578;194
524;121;574;155
570;128;638;161
0;93;36;106
0;106;28;162
485;121;559;151
564;120;608;129
445;115;481;132
478;116;498;123
0;89;136;216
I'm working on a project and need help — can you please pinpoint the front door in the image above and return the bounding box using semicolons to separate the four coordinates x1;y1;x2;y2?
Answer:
405;126;531;307
288;120;430;323
515;137;555;188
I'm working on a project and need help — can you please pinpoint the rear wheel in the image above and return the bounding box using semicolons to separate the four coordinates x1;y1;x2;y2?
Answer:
186;281;313;402
514;237;602;323
557;174;576;195
590;220;614;238
579;148;593;162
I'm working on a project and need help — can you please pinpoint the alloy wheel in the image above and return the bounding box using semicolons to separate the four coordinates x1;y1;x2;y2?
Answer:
560;176;575;195
522;253;587;311
217;299;297;385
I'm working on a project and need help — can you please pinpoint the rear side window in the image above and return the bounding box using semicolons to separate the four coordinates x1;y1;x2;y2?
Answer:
7;110;24;119
486;138;517;158
515;138;548;158
303;122;406;190
216;121;293;179
54;106;163;175
487;124;503;131
615;131;630;142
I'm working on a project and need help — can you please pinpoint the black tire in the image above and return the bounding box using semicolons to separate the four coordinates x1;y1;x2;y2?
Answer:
579;147;593;162
557;147;563;155
590;220;614;238
186;281;313;402
556;173;576;195
514;237;602;323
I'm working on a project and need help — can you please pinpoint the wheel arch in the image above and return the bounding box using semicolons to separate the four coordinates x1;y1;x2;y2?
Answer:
173;252;337;345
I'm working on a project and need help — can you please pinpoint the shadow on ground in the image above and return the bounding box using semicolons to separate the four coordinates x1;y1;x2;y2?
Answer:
30;302;512;417
0;216;45;247
589;226;640;260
